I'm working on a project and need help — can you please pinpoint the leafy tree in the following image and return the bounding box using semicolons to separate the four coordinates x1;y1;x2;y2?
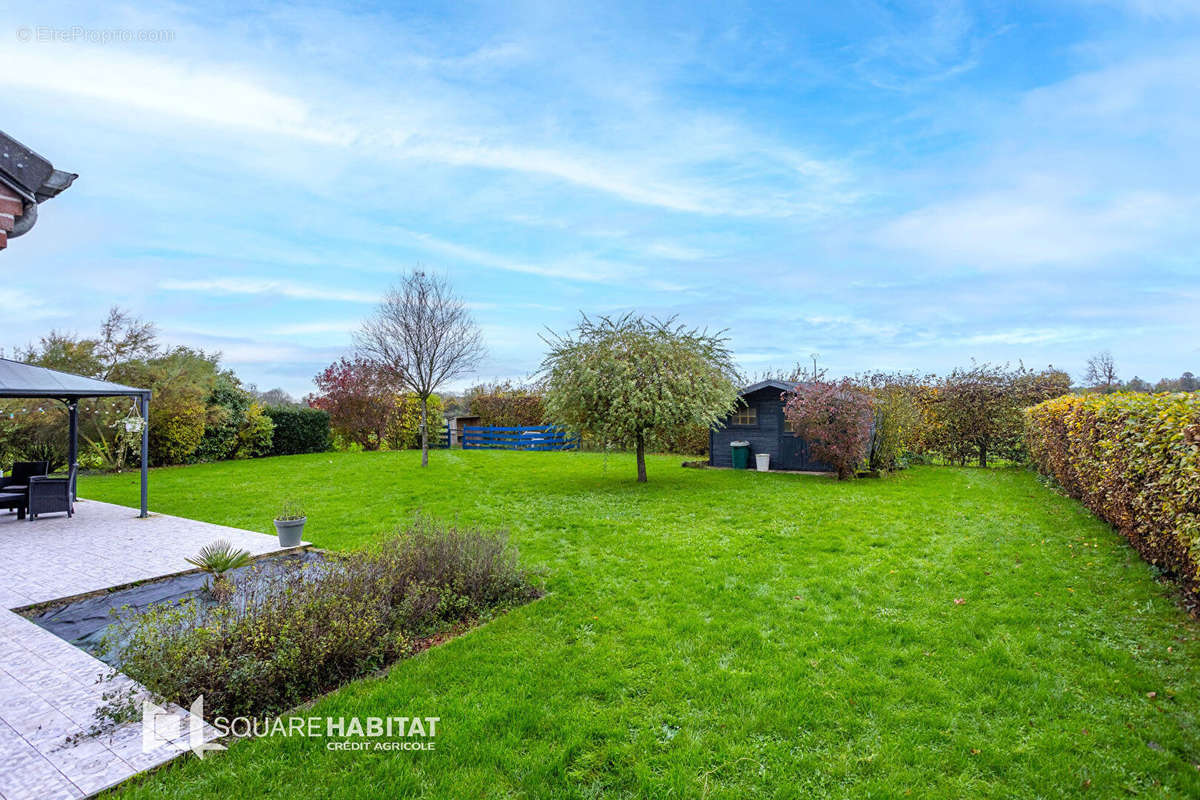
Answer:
540;313;740;482
1122;376;1152;393
4;307;161;469
357;271;485;467
251;387;299;407
1155;371;1198;392
387;393;445;449
121;347;234;465
467;382;545;427
856;370;934;471
309;357;398;451
929;363;1070;467
187;368;276;461
783;379;875;480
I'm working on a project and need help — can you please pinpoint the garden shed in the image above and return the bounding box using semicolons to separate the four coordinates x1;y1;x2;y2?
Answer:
709;380;831;472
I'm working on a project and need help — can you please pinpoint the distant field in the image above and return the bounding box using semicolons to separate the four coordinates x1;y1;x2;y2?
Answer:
81;451;1200;799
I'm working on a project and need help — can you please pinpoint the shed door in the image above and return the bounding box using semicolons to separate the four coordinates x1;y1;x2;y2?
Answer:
779;433;811;470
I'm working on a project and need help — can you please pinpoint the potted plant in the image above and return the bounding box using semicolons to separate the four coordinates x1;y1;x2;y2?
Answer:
274;500;307;547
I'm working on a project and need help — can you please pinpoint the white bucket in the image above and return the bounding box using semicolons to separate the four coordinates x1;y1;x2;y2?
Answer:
755;453;770;472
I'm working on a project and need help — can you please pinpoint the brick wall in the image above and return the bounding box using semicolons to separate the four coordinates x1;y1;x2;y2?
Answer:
0;183;23;250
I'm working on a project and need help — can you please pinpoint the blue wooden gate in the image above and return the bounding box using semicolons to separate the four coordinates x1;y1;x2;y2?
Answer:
462;425;579;451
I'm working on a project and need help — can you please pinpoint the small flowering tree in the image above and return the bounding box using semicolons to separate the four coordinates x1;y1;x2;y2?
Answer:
783;379;874;480
540;313;740;482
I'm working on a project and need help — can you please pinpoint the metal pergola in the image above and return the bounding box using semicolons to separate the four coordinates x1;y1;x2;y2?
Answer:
0;358;151;517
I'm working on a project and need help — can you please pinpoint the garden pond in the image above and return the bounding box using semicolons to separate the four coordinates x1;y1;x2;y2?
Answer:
23;550;325;667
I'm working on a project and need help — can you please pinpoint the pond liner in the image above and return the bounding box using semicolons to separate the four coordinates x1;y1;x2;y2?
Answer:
23;549;325;666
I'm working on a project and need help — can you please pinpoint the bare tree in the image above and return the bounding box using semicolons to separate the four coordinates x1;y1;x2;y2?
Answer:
356;271;485;466
1085;350;1119;393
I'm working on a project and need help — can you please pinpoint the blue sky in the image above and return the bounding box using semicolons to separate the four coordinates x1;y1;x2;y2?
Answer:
1;0;1197;396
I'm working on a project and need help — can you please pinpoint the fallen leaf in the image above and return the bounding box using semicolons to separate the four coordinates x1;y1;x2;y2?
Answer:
1147;691;1157;699
954;598;966;605
970;748;980;755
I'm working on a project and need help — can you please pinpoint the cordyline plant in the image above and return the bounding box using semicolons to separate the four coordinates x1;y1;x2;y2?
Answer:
539;313;740;482
783;379;874;480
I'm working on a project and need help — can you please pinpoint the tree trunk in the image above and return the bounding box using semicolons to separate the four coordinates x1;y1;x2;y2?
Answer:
978;437;988;468
420;395;429;467
635;430;647;482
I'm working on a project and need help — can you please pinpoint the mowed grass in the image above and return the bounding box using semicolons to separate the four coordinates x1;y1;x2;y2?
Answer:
80;451;1200;799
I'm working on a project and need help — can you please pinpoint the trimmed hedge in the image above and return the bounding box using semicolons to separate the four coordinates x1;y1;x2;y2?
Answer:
263;405;331;456
1025;392;1200;607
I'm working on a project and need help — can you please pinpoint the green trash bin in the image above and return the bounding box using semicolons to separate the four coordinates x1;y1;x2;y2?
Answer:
730;440;751;470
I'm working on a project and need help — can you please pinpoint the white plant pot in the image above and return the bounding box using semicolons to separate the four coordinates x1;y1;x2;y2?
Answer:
755;453;770;472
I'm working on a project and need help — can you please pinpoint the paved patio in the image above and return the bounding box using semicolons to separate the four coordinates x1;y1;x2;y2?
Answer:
0;500;304;799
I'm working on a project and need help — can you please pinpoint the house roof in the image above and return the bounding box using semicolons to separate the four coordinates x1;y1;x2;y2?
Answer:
0;130;77;204
0;358;149;399
738;379;799;396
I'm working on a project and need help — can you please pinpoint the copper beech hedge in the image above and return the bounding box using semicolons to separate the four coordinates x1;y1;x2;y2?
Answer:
1025;392;1200;607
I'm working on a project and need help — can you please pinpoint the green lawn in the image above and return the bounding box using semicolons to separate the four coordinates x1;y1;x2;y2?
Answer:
80;451;1199;798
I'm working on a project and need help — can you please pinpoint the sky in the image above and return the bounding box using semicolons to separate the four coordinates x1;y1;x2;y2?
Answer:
1;0;1197;397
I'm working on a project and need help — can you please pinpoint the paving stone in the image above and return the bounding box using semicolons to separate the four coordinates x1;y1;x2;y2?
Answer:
0;500;303;798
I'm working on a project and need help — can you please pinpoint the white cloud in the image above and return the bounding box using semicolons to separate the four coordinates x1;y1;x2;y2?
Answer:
269;320;360;336
0;289;62;320
958;327;1110;346
0;28;852;219
4;44;352;145
158;278;377;303
878;182;1188;268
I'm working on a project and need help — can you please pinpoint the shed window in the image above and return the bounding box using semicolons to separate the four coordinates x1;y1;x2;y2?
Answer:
783;417;796;434
732;406;757;426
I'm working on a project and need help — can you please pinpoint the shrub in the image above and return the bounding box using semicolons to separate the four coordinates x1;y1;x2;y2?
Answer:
652;422;711;456
113;517;542;719
468;383;545;427
308;357;398;451
927;363;1070;467
1025;392;1200;607
264;406;330;455
387;394;444;449
148;401;206;465
783;379;875;480
234;402;275;458
857;371;932;471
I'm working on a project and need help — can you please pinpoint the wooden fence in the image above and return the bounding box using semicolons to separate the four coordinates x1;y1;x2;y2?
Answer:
462;425;579;451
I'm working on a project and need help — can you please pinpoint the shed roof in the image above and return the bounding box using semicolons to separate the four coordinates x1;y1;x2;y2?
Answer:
0;358;149;399
738;379;799;396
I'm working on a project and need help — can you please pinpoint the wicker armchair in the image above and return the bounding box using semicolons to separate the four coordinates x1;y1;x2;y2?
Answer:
0;461;49;491
27;468;74;520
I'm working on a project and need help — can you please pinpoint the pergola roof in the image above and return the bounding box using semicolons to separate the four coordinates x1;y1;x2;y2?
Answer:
0;358;150;399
